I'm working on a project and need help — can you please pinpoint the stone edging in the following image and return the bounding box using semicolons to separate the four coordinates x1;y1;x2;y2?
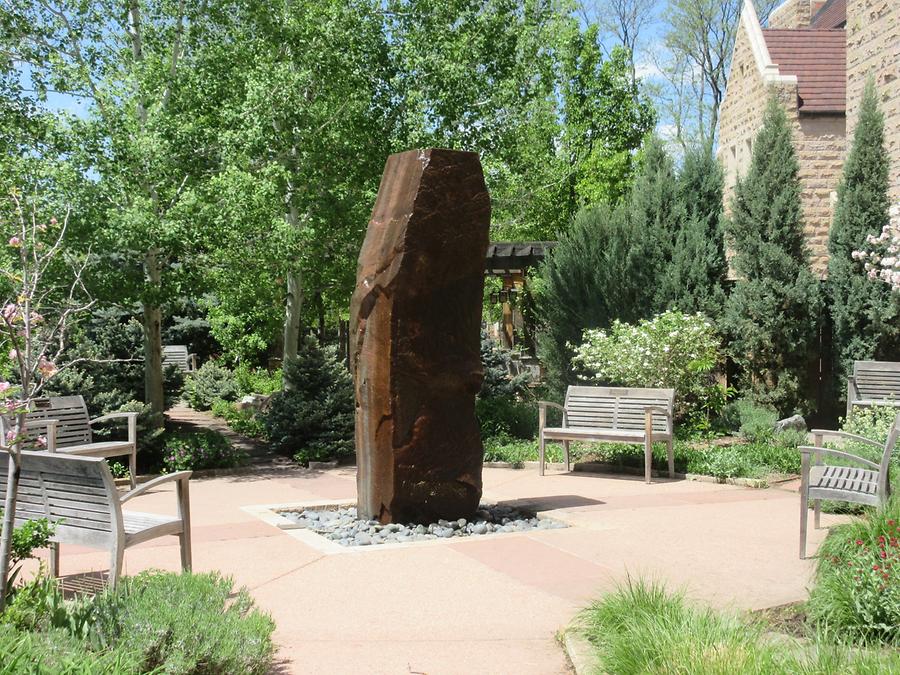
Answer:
560;624;600;675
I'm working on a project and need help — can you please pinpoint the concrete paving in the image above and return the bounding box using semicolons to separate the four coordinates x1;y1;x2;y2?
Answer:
23;465;840;675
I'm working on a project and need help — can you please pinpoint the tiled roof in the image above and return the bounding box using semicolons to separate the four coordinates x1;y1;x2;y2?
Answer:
810;0;847;28
762;29;846;113
485;242;555;272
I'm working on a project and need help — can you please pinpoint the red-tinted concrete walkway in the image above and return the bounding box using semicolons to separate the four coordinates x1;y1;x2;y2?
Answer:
24;461;838;674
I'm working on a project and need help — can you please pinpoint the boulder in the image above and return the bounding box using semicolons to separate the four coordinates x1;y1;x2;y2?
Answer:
350;149;490;524
775;414;806;433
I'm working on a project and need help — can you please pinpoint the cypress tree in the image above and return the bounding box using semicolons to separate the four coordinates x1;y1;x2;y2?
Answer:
723;97;822;415
535;202;650;392
661;145;727;315
828;79;900;393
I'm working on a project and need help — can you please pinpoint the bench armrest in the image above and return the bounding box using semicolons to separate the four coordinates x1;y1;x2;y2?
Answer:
120;471;192;504
538;401;567;429
798;446;880;470
91;412;139;444
644;406;672;418
810;429;882;449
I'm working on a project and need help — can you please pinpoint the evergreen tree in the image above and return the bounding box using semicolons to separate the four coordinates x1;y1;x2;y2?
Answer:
661;145;727;315
723;97;822;415
828;79;900;392
535;202;652;392
627;136;683;311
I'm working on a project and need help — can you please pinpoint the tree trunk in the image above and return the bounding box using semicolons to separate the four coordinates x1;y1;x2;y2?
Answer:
143;249;165;428
0;419;24;611
281;190;303;387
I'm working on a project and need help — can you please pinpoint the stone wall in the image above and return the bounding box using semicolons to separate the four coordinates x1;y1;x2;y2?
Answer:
846;0;900;207
768;0;812;28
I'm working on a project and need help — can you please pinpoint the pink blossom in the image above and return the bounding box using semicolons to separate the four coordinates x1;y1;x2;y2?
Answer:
5;429;16;444
8;349;17;360
8;236;20;247
35;435;47;447
2;304;16;321
0;381;9;393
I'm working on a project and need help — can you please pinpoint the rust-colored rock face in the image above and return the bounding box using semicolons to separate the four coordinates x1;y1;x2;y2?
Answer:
350;149;490;524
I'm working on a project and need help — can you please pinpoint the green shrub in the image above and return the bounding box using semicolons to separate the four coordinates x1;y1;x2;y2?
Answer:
0;517;54;597
233;364;282;397
808;499;900;646
479;336;530;399
263;339;354;465
183;360;238;410
720;398;779;443
476;397;537;440
0;571;275;674
211;399;268;439
160;429;248;473
581;578;900;674
572;311;723;424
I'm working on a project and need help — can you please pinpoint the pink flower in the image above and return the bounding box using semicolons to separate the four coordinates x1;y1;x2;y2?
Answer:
49;217;57;225
35;435;47;448
8;349;17;360
8;236;20;247
5;429;16;444
2;304;17;321
0;382;9;394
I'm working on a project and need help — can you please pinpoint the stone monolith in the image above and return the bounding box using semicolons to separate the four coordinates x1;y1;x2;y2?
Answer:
350;149;490;524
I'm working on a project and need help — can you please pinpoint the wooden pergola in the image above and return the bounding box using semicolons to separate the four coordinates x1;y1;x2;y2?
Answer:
485;241;555;349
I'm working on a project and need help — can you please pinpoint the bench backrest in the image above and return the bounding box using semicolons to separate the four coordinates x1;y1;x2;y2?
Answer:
852;361;900;402
879;413;900;492
564;386;674;434
0;451;121;548
163;345;192;372
0;395;92;449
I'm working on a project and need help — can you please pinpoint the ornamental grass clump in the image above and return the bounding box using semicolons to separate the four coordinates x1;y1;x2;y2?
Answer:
572;310;722;424
808;499;900;646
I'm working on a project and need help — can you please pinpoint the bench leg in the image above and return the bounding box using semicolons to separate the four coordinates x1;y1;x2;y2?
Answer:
563;440;570;472
644;437;652;484
49;542;60;579
178;479;192;573
179;530;192;573
539;434;546;476
129;450;137;489
109;543;125;589
666;439;675;478
814;499;821;530
800;453;809;559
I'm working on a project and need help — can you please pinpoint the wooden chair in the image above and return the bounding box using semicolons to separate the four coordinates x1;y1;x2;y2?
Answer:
163;345;197;373
0;395;139;488
0;451;191;587
799;413;900;559
539;386;676;483
846;360;900;418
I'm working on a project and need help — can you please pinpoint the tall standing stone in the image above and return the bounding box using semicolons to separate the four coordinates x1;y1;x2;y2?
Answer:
350;149;490;524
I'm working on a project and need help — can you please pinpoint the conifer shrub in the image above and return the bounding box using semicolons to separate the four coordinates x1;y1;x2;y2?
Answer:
183;360;239;410
722;96;822;415
263;338;354;464
828;79;900;393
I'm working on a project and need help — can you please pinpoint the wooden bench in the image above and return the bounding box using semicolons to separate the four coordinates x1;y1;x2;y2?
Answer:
539;386;676;483
163;345;197;372
798;413;900;558
0;395;139;487
847;360;900;417
0;451;191;587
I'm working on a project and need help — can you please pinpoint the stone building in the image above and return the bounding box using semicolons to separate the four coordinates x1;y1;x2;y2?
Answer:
718;0;899;277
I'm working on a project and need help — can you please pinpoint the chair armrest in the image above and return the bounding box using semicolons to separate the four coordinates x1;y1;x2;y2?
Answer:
798;446;880;470
23;418;59;452
120;471;192;504
809;429;882;449
539;401;567;430
644;406;672;418
90;412;139;425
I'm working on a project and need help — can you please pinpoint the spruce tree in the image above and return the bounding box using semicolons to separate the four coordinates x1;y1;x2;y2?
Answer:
828;79;900;392
661;145;727;315
723;97;822;415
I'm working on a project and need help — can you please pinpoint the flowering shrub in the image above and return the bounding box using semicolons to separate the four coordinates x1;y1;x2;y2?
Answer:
853;203;900;292
160;430;248;473
571;311;723;425
809;500;900;645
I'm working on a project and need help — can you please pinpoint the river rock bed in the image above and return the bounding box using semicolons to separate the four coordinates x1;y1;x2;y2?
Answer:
280;504;567;547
